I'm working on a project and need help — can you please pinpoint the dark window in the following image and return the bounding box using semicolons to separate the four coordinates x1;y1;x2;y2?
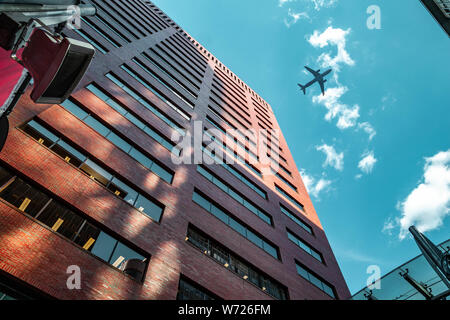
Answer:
177;277;217;300
0;165;148;281
295;262;336;298
186;226;288;300
192;190;279;260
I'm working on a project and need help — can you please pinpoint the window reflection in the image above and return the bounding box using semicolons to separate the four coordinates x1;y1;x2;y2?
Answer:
0;165;149;281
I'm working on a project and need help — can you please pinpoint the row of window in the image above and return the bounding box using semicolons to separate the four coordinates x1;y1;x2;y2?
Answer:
160;40;204;79
192;190;279;260
90;0;141;41
280;204;313;234
295;262;336;298
164;37;207;74
176;277;217;300
197;165;272;225
153;44;202;85
60;99;174;184
0;164;148;281
212;80;249;113
204;129;262;178
168;35;208;71
140;51;198;99
215;68;247;97
208;99;252;137
86;83;179;155
132;57;196;108
147;47;200;91
287;229;323;263
212;76;248;110
81;17;121;49
186;226;287;300
210;90;252;127
105;72;185;135
202;145;267;199
271;168;298;193
207;105;257;148
205;116;258;163
120;64;192;120
275;184;305;214
89;10;131;43
172;32;209;64
21;120;164;222
72;28;108;54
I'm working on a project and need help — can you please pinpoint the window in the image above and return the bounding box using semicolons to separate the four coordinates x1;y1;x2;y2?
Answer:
295;262;336;298
197;165;272;225
202;146;267;199
192;190;279;260
72;28;108;54
21;120;164;222
280;204;313;235
60;99;174;184
186;226;288;300
275;184;305;213
120;64;192;120
0;165;148;281
272;168;297;193
86;83;179;155
106;72;185;136
287;229;324;263
80;17;121;48
177;276;219;300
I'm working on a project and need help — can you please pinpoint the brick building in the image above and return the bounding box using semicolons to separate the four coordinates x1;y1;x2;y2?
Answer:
0;0;349;300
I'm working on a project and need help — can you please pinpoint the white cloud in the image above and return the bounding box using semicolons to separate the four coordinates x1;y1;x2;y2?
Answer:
317;144;344;171
358;122;376;141
312;86;360;129
278;0;297;7
308;26;354;71
284;8;309;27
358;151;377;174
311;0;338;10
300;169;332;199
396;150;450;239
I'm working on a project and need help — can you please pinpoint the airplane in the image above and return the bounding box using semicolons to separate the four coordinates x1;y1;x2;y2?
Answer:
298;66;332;96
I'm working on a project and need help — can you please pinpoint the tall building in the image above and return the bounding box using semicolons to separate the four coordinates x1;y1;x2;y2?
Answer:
420;0;450;36
0;0;349;300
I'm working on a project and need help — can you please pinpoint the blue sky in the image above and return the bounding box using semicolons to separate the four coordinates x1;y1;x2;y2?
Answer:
152;0;450;294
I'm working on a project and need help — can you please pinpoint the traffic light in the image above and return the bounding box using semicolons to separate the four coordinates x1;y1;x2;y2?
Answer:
22;28;94;104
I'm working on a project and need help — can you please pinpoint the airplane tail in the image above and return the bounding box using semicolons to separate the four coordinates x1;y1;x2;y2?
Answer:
297;84;306;95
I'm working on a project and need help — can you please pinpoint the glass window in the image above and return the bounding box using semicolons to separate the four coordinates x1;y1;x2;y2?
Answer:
228;217;246;237
37;201;84;240
259;214;272;225
125;113;146;129
106;132;132;153
61;100;88;120
80;159;113;187
0;177;50;218
134;194;163;222
246;230;263;247
24;120;59;147
51;140;87;167
84;116;111;137
150;162;173;184
263;242;278;259
129;148;154;169
192;192;210;211
73;221;100;249
108;177;138;206
107;99;128;116
90;231;118;263
210;204;229;224
229;189;243;204
0;166;13;188
86;84;109;101
109;242;145;269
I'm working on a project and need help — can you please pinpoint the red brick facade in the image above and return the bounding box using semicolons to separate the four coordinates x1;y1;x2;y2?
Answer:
0;0;350;300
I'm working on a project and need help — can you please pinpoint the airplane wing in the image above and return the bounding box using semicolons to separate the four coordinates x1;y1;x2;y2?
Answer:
305;66;319;77
319;79;325;95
